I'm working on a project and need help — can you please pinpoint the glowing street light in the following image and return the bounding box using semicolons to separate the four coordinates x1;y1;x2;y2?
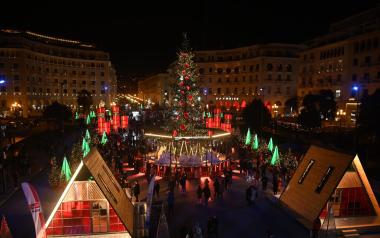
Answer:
0;80;5;84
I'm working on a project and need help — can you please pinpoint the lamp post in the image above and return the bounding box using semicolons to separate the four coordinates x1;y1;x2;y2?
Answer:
352;85;360;150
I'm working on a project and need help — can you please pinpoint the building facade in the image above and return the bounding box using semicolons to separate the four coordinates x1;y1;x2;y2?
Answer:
137;72;173;106
195;43;303;115
0;29;117;117
298;5;380;124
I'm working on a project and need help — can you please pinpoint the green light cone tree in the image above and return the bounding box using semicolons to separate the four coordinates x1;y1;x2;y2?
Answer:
101;131;108;145
75;111;79;120
252;134;259;150
83;140;90;158
245;128;252;145
172;34;202;136
85;129;91;142
268;137;274;152
270;146;280;165
61;156;72;182
82;137;87;151
48;156;61;187
86;114;91;125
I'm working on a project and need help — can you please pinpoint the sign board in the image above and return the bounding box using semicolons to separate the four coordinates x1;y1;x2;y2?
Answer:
83;148;134;235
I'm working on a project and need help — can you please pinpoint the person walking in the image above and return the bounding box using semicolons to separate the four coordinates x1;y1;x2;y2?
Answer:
246;185;252;206
133;181;140;202
154;181;160;198
203;180;211;207
167;189;175;216
262;176;268;192
213;178;220;198
272;173;278;195
196;184;203;204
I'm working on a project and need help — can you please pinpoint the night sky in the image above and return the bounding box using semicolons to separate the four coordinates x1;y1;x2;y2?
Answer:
1;0;379;76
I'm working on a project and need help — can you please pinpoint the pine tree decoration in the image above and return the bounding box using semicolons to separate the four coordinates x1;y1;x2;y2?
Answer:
270;146;280;165
252;134;259;150
75;111;79;120
101;131;108;145
172;33;202;136
48;157;61;188
90;110;96;118
82;137;87;151
83;140;90;158
268;137;274;152
61;156;72;182
245;128;252;145
0;215;12;238
86;114;91;125
85;129;91;142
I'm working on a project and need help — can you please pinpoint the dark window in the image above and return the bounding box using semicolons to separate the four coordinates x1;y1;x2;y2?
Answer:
234;67;239;73
208;88;212;94
63;89;67;93
14;86;20;92
267;63;273;71
365;56;371;65
199;68;204;74
352;74;357;81
249;65;253;72
217;68;223;74
315;166;334;193
72;80;76;84
13;63;18;69
72;71;76;75
81;71;86;75
0;63;4;68
353;58;358;66
73;89;76;94
226;68;231;74
208;78;212;83
286;64;292;72
82;80;86;85
234;77;238;82
47;88;50;93
100;72;105;77
218;78;222;83
101;81;105;85
268;74;272;80
256;64;260;71
374;38;379;49
209;68;213;73
92;90;96;94
14;75;19;80
91;81;96;85
377;72;380;79
354;42;359;53
217;88;221;94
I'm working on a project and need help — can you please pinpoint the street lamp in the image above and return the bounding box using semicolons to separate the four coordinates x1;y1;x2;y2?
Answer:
352;85;360;150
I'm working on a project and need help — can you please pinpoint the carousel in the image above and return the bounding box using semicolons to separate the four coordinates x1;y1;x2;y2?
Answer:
144;128;231;178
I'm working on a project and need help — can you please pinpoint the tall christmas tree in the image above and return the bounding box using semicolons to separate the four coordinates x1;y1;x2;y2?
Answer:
270;146;280;165
172;33;202;136
61;156;72;182
85;129;91;142
86;114;91;125
101;131;108;145
268;137;274;152
252;134;259;150
245;128;252;145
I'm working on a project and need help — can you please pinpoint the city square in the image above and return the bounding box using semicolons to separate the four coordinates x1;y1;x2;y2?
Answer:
1;1;380;238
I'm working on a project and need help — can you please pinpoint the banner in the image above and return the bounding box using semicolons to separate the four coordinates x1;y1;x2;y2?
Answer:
21;182;46;238
145;174;156;224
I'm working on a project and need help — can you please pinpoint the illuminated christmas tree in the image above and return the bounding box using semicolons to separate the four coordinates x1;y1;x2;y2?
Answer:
252;134;259;150
60;156;72;182
268;137;274;152
172;33;202;136
101;131;108;145
86;114;91;125
85;129;91;142
270;146;280;165
82;137;87;151
75;111;79;120
90;110;96;118
83;140;90;158
245;128;252;145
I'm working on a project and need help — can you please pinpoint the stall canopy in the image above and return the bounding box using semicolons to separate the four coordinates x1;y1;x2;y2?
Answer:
280;145;380;229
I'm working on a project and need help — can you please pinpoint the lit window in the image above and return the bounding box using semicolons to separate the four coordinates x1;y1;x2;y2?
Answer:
335;90;341;99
